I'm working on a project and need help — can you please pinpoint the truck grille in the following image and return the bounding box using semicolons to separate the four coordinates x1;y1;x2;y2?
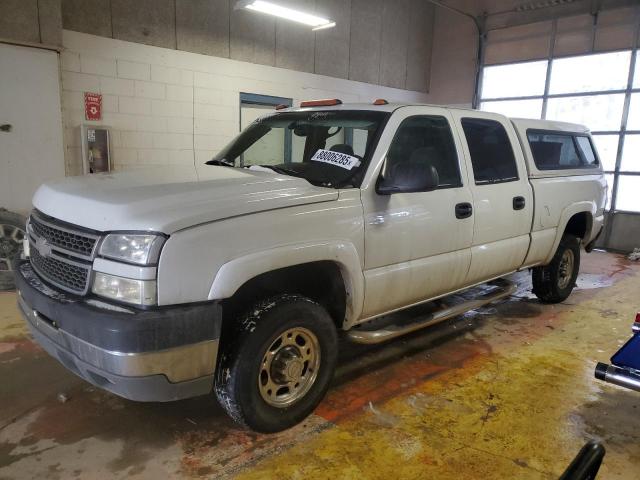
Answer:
29;212;98;258
28;211;99;295
30;249;90;294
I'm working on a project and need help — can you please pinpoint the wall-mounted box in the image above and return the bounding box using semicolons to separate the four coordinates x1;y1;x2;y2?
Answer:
80;125;111;174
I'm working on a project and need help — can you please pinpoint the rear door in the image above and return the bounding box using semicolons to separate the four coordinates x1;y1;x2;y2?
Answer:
360;106;474;318
449;111;534;284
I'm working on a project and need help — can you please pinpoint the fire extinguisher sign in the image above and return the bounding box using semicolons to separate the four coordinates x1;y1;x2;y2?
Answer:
84;92;102;121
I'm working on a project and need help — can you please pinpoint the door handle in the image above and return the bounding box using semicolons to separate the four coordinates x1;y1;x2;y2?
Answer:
0;124;12;132
455;202;473;219
513;196;526;210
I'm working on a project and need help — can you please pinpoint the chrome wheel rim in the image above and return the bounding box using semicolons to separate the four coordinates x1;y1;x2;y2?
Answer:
258;327;320;408
0;224;25;273
557;249;574;290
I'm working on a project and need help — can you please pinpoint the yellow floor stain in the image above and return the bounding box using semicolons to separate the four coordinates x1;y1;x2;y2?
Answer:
0;291;27;341
235;254;640;479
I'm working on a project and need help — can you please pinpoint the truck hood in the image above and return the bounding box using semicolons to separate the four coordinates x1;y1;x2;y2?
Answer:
33;166;339;233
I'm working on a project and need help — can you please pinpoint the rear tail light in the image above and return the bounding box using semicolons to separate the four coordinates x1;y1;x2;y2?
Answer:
300;98;342;107
636;312;640;323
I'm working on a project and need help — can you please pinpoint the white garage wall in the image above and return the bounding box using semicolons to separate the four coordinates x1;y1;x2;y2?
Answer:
61;30;430;175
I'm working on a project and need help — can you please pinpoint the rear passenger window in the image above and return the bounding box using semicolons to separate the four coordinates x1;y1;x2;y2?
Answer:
527;131;599;170
385;116;462;189
461;118;519;184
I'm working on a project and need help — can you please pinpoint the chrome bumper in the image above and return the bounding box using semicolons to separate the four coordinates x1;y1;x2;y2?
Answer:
19;293;217;383
15;260;221;402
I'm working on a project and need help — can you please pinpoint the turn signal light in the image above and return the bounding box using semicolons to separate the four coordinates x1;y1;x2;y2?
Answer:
373;99;389;105
275;104;288;110
300;98;342;107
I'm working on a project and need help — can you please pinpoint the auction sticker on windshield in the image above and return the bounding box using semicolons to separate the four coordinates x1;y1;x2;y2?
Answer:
310;149;360;170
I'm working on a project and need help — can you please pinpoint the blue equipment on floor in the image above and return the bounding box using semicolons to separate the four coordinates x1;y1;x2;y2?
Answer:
595;313;640;392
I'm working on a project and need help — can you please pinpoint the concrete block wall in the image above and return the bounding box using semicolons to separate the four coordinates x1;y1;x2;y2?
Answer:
0;0;62;46
61;30;429;175
60;0;435;93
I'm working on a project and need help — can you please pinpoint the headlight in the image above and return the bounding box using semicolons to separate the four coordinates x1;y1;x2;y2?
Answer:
92;272;157;306
99;233;165;265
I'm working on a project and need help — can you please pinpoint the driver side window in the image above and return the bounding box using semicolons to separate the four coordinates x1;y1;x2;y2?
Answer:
384;116;462;189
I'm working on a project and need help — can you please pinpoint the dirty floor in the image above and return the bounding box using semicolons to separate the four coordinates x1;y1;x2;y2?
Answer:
0;251;639;479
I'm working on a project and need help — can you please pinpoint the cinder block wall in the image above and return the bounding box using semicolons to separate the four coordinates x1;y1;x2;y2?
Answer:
61;30;430;174
60;0;435;93
0;0;62;46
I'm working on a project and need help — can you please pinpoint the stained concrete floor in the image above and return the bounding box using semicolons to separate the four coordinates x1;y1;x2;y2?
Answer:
0;251;639;479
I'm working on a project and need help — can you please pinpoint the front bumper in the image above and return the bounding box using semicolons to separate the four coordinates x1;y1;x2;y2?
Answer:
15;261;222;402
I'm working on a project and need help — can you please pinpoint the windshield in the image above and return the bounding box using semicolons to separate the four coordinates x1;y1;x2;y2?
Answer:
209;110;390;188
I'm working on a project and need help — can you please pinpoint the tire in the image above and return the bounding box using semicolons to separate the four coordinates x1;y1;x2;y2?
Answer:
0;209;27;291
532;234;580;304
214;294;338;433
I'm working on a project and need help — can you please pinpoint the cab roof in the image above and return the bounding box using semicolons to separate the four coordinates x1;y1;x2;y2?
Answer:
278;102;590;133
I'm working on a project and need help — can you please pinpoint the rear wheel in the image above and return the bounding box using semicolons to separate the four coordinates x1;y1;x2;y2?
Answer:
532;234;580;303
214;294;338;433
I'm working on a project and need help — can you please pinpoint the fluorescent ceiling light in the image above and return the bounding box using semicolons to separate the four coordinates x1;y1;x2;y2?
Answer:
236;0;336;30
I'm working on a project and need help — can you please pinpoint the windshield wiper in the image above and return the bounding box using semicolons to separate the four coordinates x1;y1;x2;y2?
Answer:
206;159;235;167
256;165;303;177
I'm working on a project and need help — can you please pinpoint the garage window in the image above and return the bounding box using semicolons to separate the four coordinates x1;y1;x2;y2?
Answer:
478;48;640;213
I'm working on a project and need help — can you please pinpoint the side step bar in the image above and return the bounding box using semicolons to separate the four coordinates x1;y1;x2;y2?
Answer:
347;278;517;345
595;362;640;392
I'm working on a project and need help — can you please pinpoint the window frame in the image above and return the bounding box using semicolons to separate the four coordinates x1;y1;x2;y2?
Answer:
383;114;464;191
526;128;601;171
477;43;640;214
460;117;520;186
239;92;293;166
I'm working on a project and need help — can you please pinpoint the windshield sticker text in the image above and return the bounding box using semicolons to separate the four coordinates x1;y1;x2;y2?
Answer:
310;149;360;170
310;112;333;120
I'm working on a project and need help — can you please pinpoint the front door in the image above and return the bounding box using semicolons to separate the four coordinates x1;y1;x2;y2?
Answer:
450;111;534;284
360;106;474;318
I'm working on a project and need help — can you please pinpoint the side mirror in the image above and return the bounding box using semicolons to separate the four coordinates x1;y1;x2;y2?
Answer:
376;162;439;195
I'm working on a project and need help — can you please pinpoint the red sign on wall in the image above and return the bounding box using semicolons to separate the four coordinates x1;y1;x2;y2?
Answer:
84;92;102;121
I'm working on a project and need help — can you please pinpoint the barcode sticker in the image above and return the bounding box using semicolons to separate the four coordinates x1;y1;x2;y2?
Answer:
310;149;360;170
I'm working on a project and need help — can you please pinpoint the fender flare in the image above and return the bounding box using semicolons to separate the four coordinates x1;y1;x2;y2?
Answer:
544;201;595;264
208;241;365;328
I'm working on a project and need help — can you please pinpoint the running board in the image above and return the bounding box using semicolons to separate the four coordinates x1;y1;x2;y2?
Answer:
346;278;517;345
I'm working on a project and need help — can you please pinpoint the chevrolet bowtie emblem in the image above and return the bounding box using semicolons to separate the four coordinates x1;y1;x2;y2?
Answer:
35;236;52;258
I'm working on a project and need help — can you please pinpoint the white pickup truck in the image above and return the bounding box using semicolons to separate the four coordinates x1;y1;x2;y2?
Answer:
16;100;606;432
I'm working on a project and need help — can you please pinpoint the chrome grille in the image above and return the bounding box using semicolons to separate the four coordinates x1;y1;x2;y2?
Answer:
30;248;90;294
27;211;98;295
29;212;98;258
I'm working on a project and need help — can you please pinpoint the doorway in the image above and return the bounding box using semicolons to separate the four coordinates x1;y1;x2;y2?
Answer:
0;43;65;216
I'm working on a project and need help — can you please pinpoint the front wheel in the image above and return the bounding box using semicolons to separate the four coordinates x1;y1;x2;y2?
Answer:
214;294;338;433
532;234;581;304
